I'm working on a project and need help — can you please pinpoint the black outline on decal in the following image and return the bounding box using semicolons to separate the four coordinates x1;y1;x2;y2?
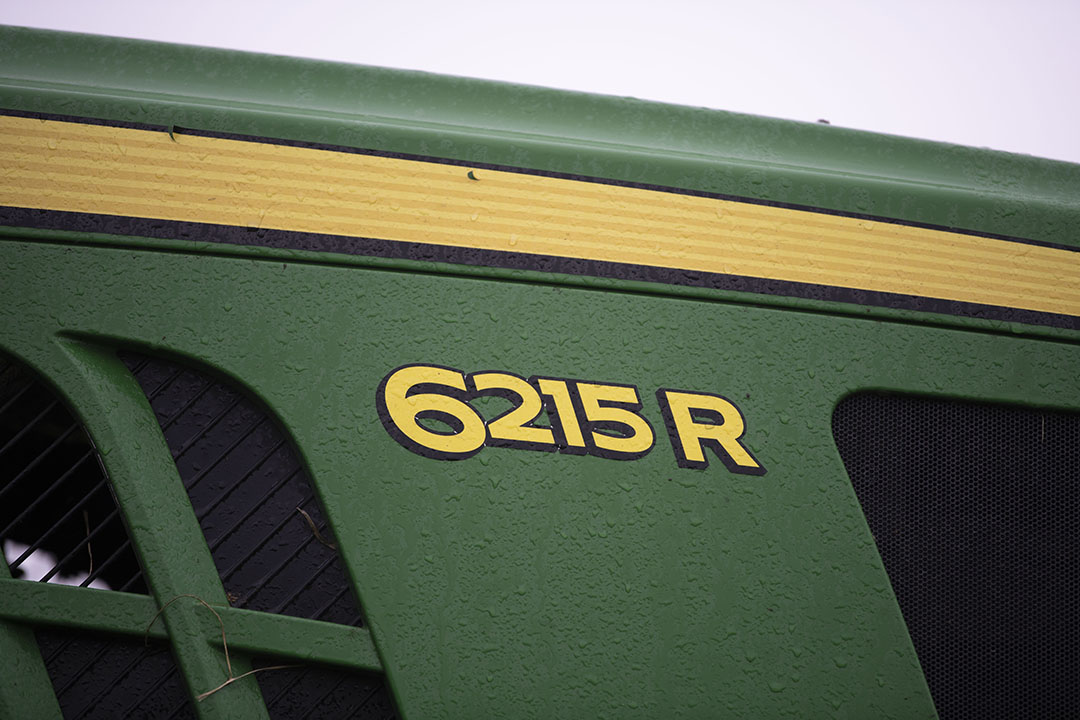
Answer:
466;370;557;453
377;363;761;469
407;381;472;403
530;376;590;456
656;388;766;475
3;109;1078;332
375;363;486;461
414;409;466;436
573;380;656;462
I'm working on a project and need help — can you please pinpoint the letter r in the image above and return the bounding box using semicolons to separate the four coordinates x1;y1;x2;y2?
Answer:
656;389;766;474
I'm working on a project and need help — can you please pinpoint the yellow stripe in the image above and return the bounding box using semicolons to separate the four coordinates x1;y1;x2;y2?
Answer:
2;115;1078;317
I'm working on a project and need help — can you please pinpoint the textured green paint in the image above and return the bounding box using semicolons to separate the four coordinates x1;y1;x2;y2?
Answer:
0;622;62;720
0;561;64;719
0;26;1078;253
0;580;164;639
219;607;383;670
6;241;1077;717
4;225;1080;347
2;26;1078;719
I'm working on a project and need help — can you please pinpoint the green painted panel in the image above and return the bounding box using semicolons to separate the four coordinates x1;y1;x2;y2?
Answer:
4;241;1075;717
0;25;1078;252
1;26;1077;719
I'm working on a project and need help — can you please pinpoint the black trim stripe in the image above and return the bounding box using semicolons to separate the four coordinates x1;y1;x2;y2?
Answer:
4;205;1077;331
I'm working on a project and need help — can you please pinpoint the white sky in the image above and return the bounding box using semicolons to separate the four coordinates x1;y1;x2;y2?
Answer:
3;0;1079;164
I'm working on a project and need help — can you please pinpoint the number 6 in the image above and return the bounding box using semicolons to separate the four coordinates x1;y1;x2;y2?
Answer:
376;364;487;460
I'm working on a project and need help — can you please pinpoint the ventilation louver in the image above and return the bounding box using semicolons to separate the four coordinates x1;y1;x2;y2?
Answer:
832;392;1079;720
1;352;193;719
121;351;395;718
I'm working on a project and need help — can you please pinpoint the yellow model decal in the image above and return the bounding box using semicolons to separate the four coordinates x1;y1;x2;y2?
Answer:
377;365;760;473
376;364;487;461
575;382;655;460
534;378;588;451
2;114;1079;318
656;389;765;474
470;371;556;451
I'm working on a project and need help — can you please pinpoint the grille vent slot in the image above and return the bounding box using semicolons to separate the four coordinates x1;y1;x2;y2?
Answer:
832;392;1079;720
121;351;397;718
37;629;193;720
254;659;397;719
0;353;146;593
119;351;360;622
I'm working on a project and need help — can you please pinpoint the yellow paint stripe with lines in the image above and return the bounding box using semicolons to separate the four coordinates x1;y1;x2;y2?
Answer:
2;114;1078;317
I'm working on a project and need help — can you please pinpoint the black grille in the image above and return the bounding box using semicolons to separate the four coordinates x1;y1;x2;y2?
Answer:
0;353;146;593
832;392;1079;720
120;351;398;718
119;351;360;623
254;660;396;720
37;629;193;720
